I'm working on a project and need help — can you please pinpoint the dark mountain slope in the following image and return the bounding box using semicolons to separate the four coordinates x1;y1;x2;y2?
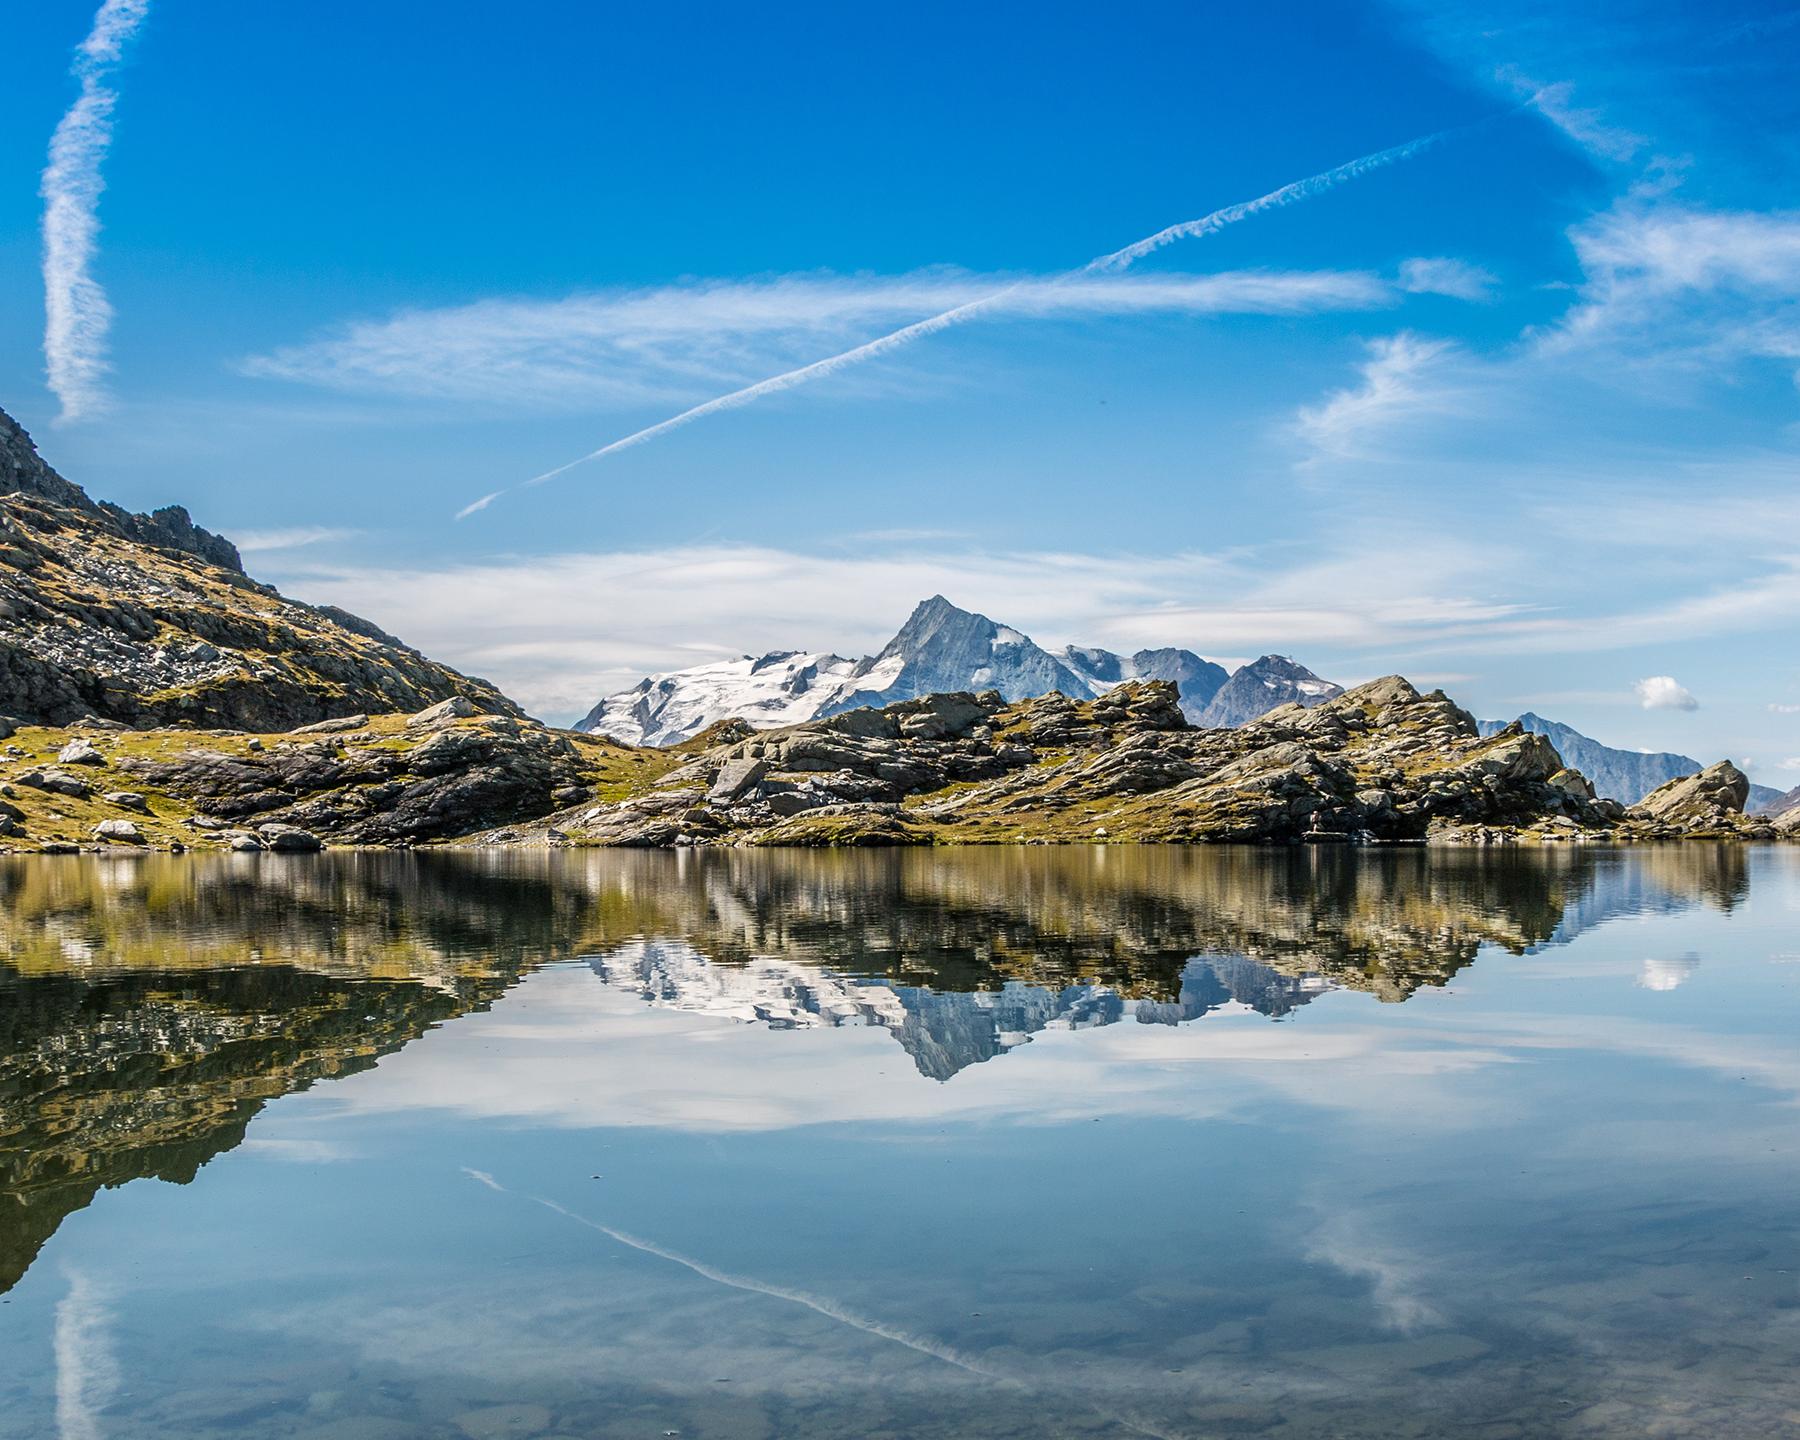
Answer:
0;404;515;729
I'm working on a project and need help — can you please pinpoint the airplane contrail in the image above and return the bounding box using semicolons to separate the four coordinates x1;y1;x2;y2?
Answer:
461;1168;1194;1440
41;0;152;424
457;128;1451;519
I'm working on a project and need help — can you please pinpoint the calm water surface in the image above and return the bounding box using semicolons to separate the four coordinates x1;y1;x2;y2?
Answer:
2;846;1798;1438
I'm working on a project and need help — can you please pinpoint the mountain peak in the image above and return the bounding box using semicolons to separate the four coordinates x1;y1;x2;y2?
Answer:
1195;655;1343;727
579;596;1337;744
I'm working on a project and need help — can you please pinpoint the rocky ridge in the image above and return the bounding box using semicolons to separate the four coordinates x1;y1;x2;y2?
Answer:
505;675;1788;849
0;404;514;730
0;677;1785;855
0;697;634;853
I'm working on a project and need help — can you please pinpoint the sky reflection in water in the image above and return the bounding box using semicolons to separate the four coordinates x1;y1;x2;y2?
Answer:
1;845;1797;1438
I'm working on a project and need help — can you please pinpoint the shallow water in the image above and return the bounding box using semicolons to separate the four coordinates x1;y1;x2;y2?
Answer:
2;845;1798;1438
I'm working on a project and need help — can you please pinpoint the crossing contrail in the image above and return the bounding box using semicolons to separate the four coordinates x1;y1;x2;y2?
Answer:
456;128;1451;519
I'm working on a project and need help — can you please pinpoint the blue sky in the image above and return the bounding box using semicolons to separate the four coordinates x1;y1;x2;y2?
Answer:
3;2;1798;777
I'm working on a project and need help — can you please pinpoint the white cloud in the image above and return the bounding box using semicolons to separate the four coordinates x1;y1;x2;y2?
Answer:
262;530;1535;720
1770;703;1800;714
1779;757;1800;772
1503;71;1648;164
39;0;152;424
1292;332;1461;460
232;525;359;553
1635;675;1699;710
243;268;1392;413
1303;1211;1445;1333
1399;257;1497;300
1548;204;1800;380
54;1270;119;1440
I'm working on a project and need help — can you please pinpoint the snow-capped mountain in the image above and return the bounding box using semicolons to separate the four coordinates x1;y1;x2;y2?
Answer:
579;650;861;747
812;594;1097;718
578;596;1336;746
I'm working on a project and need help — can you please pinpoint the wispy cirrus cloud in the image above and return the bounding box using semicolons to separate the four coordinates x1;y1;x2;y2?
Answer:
1500;69;1647;164
241;267;1393;412
440;128;1462;517
258;529;1534;719
1547;203;1800;377
1398;256;1497;300
1293;332;1462;460
40;0;152;424
231;525;360;553
260;521;1800;721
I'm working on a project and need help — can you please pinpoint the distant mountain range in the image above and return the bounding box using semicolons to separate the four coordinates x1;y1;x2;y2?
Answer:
579;595;1342;745
1477;711;1791;810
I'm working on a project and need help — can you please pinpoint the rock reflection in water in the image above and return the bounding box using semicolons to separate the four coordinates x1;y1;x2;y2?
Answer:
0;844;1753;1296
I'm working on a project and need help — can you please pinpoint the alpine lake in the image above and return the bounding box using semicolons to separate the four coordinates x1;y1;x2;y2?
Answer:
2;843;1798;1439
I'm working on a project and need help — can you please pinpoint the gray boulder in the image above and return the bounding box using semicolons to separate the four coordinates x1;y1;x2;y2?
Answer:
708;757;768;804
57;738;106;766
258;822;324;853
1630;761;1750;828
17;767;92;799
290;714;368;735
407;695;479;728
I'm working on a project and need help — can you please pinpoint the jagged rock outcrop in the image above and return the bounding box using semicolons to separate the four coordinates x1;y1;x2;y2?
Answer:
1058;644;1228;719
1477;711;1703;805
1627;761;1755;836
117;711;592;845
0;404;516;730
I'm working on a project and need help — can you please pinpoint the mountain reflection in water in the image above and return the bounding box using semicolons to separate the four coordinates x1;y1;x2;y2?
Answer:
0;844;1755;1296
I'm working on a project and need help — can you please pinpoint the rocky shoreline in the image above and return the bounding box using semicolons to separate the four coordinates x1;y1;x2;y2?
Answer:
1;678;1790;855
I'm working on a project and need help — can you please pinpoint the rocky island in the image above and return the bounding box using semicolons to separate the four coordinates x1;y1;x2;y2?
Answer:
1;403;1792;854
